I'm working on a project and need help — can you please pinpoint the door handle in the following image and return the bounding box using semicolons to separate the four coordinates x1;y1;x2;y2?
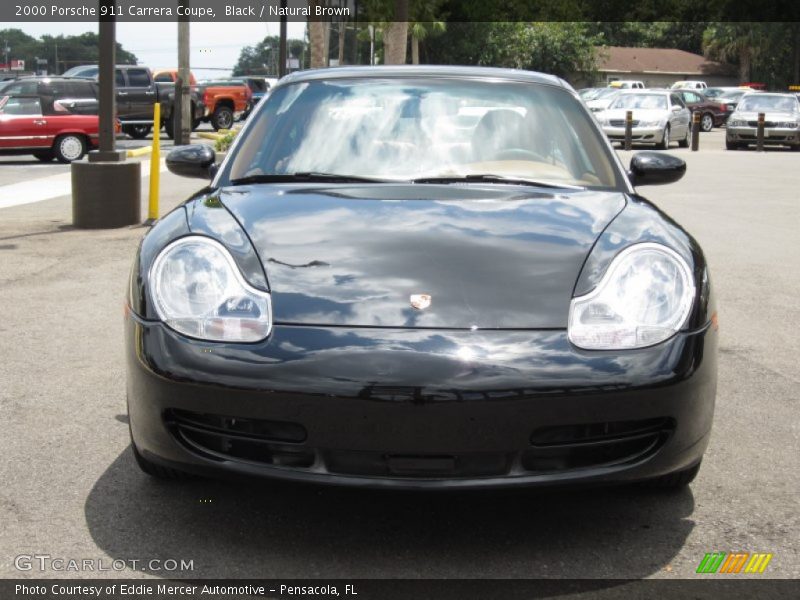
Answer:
145;90;155;95
118;91;128;96
33;119;47;125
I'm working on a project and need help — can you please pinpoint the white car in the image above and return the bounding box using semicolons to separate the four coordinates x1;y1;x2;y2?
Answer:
726;93;800;150
597;90;692;149
671;80;707;90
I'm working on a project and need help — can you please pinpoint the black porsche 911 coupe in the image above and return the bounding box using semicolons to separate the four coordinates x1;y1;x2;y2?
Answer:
126;66;717;489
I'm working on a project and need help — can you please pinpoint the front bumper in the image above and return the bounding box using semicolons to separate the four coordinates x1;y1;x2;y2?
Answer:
727;125;800;145
602;126;664;144
126;316;717;489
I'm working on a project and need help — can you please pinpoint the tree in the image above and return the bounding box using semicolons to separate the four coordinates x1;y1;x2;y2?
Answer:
0;29;137;74
307;1;330;68
383;0;409;64
702;23;767;82
233;36;306;76
471;23;600;80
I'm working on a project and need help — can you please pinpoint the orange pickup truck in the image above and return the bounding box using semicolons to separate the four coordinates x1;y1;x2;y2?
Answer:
196;79;251;130
152;71;251;130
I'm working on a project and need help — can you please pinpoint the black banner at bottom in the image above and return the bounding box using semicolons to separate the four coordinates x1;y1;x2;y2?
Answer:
2;579;798;600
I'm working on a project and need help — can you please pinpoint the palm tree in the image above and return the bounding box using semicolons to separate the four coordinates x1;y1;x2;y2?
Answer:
409;21;445;65
308;1;330;68
703;23;765;82
383;0;409;65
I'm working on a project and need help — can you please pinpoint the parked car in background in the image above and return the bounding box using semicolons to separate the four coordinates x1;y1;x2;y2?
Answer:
584;87;620;112
671;81;707;90
671;89;726;131
704;86;743;99
597;90;691;149
128;66;716;491
0;76;99;115
609;80;645;89
577;87;602;100
716;89;756;121
0;94;105;162
196;79;251;130
62;64;204;139
152;69;198;85
726;93;800;150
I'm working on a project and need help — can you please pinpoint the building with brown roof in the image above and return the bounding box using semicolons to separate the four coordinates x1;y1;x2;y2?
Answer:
586;46;738;88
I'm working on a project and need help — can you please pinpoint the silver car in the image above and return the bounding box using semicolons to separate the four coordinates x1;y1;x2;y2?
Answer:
597;90;691;149
726;93;800;150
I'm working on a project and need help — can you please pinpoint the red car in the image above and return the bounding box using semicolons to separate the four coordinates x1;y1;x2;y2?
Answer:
0;94;100;162
672;89;727;132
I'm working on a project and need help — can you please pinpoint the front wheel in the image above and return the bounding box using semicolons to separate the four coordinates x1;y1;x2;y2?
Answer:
53;134;87;163
700;113;714;132
657;125;670;150
211;105;234;131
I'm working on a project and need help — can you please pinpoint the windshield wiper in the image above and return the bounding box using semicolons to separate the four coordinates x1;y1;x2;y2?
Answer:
411;174;585;190
229;172;392;186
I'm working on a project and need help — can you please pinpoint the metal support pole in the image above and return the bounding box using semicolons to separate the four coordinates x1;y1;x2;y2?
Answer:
279;0;288;77
176;4;191;145
624;110;633;151
756;112;765;152
691;111;701;151
90;1;125;162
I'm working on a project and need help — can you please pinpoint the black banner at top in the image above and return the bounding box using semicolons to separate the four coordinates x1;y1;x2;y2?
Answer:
2;0;800;22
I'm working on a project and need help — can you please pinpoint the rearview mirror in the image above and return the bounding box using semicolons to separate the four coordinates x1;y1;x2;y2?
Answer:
628;151;686;186
166;144;216;179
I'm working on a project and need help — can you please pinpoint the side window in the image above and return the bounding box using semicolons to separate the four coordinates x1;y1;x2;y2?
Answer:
670;94;686;108
115;69;126;88
48;81;69;98
686;92;700;103
0;96;43;116
1;80;37;95
154;73;174;82
127;69;151;87
67;81;96;98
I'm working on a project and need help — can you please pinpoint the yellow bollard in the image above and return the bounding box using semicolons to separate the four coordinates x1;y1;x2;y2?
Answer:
147;102;161;223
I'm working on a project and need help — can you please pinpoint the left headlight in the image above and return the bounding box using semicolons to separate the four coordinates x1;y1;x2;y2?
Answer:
150;236;272;342
568;243;695;350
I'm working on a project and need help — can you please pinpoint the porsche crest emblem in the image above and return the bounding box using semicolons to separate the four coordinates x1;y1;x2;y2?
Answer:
410;294;432;310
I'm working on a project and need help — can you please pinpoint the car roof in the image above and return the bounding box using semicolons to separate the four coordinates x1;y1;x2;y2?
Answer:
277;65;568;89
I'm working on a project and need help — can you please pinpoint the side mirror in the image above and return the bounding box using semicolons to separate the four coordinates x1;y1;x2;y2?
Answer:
628;151;686;187
166;144;216;179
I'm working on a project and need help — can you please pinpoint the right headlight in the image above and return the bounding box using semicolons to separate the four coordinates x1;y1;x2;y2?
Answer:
568;243;695;350
150;236;272;343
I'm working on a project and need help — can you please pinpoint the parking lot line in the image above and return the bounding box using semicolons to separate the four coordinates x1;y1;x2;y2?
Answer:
0;159;167;210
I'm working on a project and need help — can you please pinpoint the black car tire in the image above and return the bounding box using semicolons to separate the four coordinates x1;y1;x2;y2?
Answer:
131;442;192;480
53;134;87;163
124;124;152;139
33;150;55;162
700;113;714;132
211;105;234;131
643;462;702;489
657;125;670;150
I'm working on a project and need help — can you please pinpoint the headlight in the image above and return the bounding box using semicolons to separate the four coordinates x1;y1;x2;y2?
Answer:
568;243;695;350
637;119;662;127
150;236;272;342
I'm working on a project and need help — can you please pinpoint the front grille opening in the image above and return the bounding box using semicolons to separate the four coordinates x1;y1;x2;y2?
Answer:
166;409;313;468
530;417;672;446
523;418;674;473
325;450;511;478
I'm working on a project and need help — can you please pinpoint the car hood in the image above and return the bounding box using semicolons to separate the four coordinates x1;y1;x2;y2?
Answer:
219;184;626;329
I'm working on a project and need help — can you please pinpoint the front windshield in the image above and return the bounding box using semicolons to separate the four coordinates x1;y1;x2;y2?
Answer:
737;95;799;113
225;78;622;189
610;94;668;110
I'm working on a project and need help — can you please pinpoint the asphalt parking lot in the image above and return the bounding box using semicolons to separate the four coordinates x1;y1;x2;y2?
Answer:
0;127;798;583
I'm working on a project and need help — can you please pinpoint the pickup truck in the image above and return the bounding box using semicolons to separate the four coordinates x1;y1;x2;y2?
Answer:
62;64;204;139
196;79;252;130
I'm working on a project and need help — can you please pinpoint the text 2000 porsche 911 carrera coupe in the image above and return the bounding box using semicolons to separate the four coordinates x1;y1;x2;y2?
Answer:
126;67;717;489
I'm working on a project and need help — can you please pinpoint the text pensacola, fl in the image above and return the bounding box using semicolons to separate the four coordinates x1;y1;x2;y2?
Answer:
43;4;352;19
15;584;358;596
